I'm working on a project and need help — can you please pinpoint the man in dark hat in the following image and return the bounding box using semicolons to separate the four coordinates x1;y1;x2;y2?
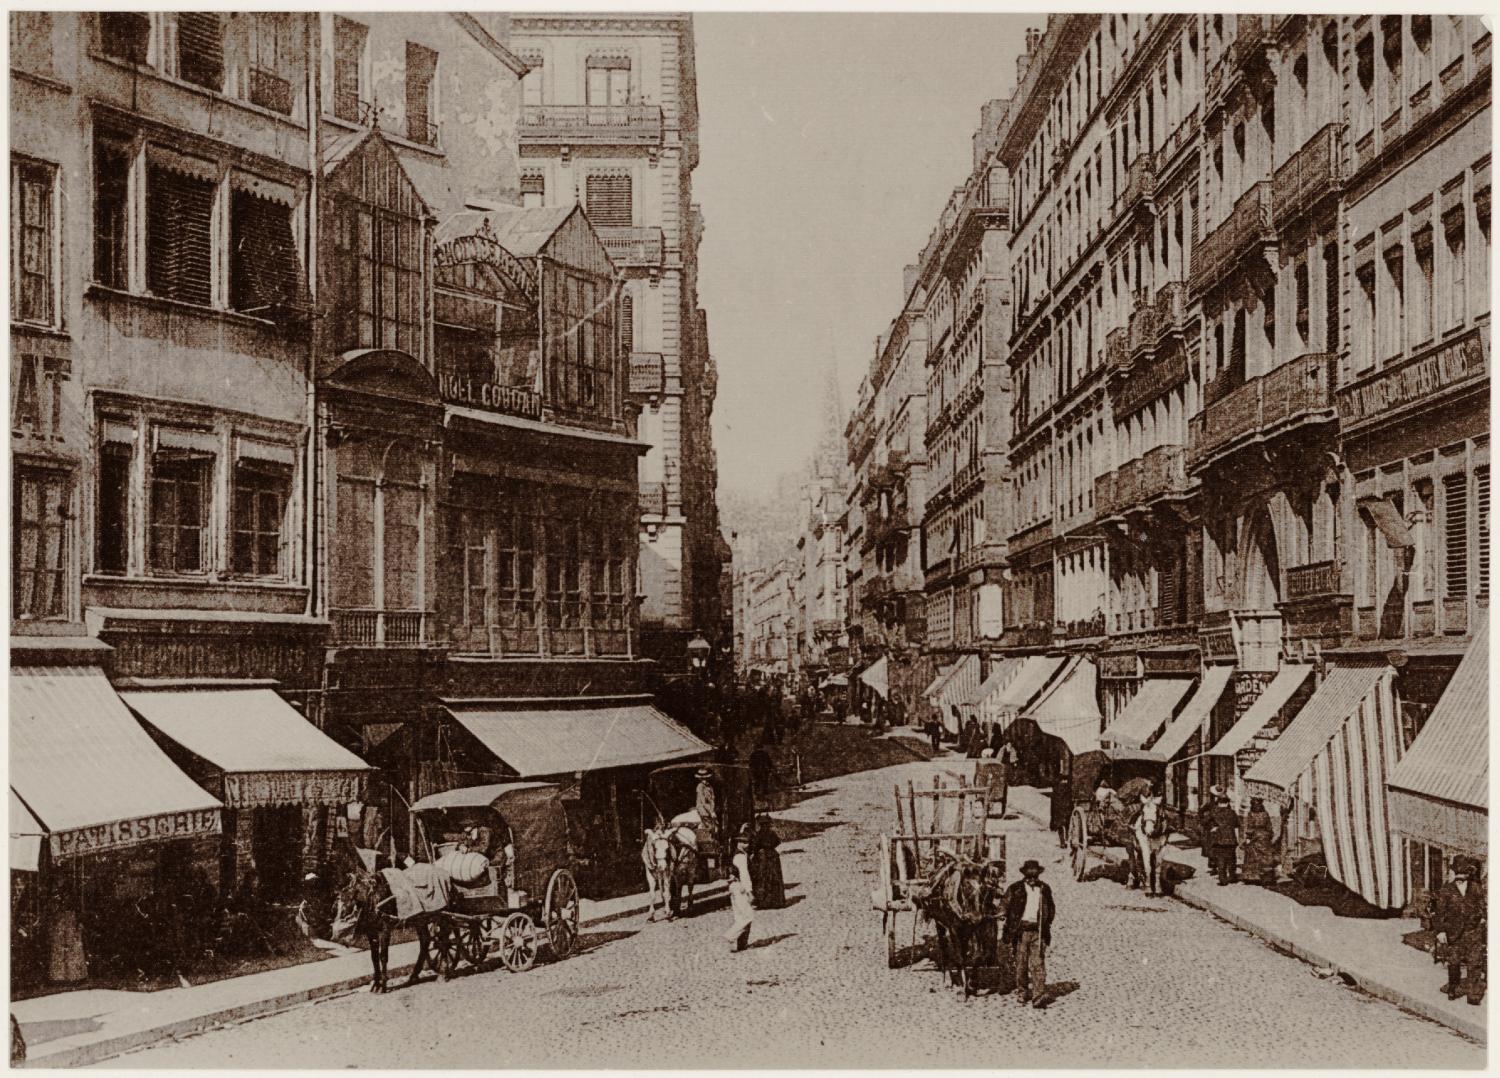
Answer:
1435;856;1486;1003
1001;859;1056;1007
1204;786;1241;885
694;767;720;850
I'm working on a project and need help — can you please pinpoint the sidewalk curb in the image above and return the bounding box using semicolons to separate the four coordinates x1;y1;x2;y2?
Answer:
1006;798;1484;1045
23;882;728;1069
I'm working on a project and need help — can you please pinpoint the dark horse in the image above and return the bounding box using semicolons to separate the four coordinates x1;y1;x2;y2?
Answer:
331;863;443;993
914;851;1005;998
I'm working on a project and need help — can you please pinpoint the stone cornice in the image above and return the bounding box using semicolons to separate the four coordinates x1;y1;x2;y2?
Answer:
512;14;692;37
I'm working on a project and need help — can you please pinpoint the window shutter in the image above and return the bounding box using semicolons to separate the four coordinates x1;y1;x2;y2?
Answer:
1477;466;1490;601
619;292;633;354
178;13;224;90
231;190;302;312
520;173;545;197
1444;472;1468;597
585;174;632;228
147;167;215;307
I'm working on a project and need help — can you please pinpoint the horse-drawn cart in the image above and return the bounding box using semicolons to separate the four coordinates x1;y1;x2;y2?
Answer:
1066;773;1167;892
873;775;1006;978
409;782;581;975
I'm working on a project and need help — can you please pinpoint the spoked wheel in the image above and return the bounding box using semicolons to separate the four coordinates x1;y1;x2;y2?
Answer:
498;912;539;973
884;910;899;969
544;869;580;958
1069;807;1090;881
429;918;463;977
462;918;488;967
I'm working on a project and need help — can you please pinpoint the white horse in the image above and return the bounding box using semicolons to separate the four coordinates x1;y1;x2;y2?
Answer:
642;824;698;921
1129;795;1170;897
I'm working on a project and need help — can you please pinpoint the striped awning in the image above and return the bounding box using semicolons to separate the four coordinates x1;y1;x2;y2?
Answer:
11;666;223;860
971;658;1023;716
1100;677;1194;750
1245;664;1406;910
1026;656;1103;757
1208;664;1313;758
923;663;957;701
1149;665;1235;761
984;654;1065;730
935;653;983;734
1388;616;1487;855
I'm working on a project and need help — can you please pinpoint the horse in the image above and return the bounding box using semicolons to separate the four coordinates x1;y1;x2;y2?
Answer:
331;862;440;993
642;825;699;921
913;851;1005;998
1127;795;1170;897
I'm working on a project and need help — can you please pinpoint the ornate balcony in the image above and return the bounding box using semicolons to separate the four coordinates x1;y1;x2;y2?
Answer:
1189;353;1336;470
249;67;293;115
1151;282;1188;345
1096;447;1188;519
331;609;435;646
628;352;665;396
1285;560;1341;601
1189;181;1276;296
1273;123;1344;228
519;104;664;148
597;226;664;268
1206;16;1274;115
1156;107;1199;171
1279;560;1353;643
953;458;984;500
1127;292;1158;361
1105;326;1130;376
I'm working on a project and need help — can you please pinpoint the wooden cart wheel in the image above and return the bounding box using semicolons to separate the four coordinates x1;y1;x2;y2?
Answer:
1069;807;1090;881
884;910;899;969
498;912;539;973
430;918;462;976
463;918;488;967
544;869;580;958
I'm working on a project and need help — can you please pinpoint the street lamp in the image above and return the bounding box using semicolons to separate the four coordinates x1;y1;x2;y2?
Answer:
687;634;711;673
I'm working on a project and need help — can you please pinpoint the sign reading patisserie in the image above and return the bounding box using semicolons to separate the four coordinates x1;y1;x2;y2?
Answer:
52;808;221;859
1337;327;1487;425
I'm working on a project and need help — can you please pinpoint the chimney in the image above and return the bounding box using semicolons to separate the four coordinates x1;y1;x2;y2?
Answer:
902;263;919;298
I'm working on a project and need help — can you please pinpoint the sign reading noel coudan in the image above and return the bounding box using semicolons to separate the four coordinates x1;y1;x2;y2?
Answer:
51;808;221;859
439;372;542;420
1337;327;1487;426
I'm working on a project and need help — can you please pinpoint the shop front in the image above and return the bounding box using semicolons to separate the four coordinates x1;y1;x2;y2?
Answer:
11;663;224;986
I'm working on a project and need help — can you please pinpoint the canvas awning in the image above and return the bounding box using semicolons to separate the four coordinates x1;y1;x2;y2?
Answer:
11;666;222;860
123;689;370;809
821;674;849;689
1388;616;1487;857
1150;665;1235;761
1358;496;1415;549
445;702;710;777
1245;664;1406;909
1025;656;1103;757
983;654;1065;731
971;658;1022;714
10;790;44;872
923;663;958;701
935;653;983;732
1100;678;1194;751
858;655;890;699
1207;664;1313;758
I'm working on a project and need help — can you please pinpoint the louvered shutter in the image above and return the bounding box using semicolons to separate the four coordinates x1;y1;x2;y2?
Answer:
619;292;633;354
1444;473;1468;597
148;167;216;306
1477;466;1490;600
586;174;632;228
178;13;224;90
230;190;302;312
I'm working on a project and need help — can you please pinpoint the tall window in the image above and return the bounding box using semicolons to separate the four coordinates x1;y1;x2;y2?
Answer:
546;268;615;417
1444;472;1468;599
249;13;295;115
334;438;425;612
1293;260;1310;345
230;188;301;313
1412;224;1434;344
1324;241;1340;350
177;13;224;91
1354;259;1377;372
333;17;367;123
405;42;437;146
96;423;133;574
1444;196;1467;330
231;450;292;577
12;160;55;326
586;57;630;106
1381;16;1404;118
1381;241;1405;360
333;199;423;356
93;137;131;290
13;466;70;621
619;291;634;354
147;159;216;306
149;429;215;573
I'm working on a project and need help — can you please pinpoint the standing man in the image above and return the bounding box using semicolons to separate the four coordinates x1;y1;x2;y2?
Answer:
1435;856;1486;1004
1002;859;1055;1008
724;833;755;952
695;768;720;851
1204;786;1241;885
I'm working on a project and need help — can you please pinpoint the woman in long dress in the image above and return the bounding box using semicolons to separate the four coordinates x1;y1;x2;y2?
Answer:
724;836;754;952
748;816;786;909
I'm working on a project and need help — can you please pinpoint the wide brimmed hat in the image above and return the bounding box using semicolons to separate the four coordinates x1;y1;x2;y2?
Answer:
1454;855;1481;878
1209;784;1228;800
695;767;713;779
1019;859;1044;876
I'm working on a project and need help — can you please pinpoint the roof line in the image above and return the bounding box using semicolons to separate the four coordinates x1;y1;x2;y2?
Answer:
451;13;531;78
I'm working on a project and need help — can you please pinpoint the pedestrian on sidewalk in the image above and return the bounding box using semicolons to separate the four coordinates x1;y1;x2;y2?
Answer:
1241;799;1279;885
748;816;786;910
724;834;755;952
1435;856;1486;1004
962;715;982;758
924;715;942;754
1204;787;1241;885
1001;859;1055;1008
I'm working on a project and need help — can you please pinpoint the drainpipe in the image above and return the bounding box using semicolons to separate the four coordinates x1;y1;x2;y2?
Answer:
304;13;321;624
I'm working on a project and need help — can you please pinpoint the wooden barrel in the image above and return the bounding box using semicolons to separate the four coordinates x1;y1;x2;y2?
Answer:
436;851;490;887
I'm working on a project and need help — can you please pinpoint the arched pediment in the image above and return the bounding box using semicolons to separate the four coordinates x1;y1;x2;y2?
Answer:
324;349;441;407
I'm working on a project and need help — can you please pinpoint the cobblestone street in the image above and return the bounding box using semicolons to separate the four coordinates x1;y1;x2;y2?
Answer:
108;756;1482;1069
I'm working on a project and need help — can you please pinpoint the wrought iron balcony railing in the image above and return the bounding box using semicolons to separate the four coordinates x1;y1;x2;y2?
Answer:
520;104;664;146
628;352;665;396
1189;181;1275;295
1273;123;1344;228
1189;352;1335;467
597;226;665;268
1285;559;1343;601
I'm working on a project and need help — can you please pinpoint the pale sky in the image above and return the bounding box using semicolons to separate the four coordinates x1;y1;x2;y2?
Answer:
694;13;1042;500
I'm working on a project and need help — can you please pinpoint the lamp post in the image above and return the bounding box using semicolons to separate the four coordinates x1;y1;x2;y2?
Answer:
687;634;711;674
